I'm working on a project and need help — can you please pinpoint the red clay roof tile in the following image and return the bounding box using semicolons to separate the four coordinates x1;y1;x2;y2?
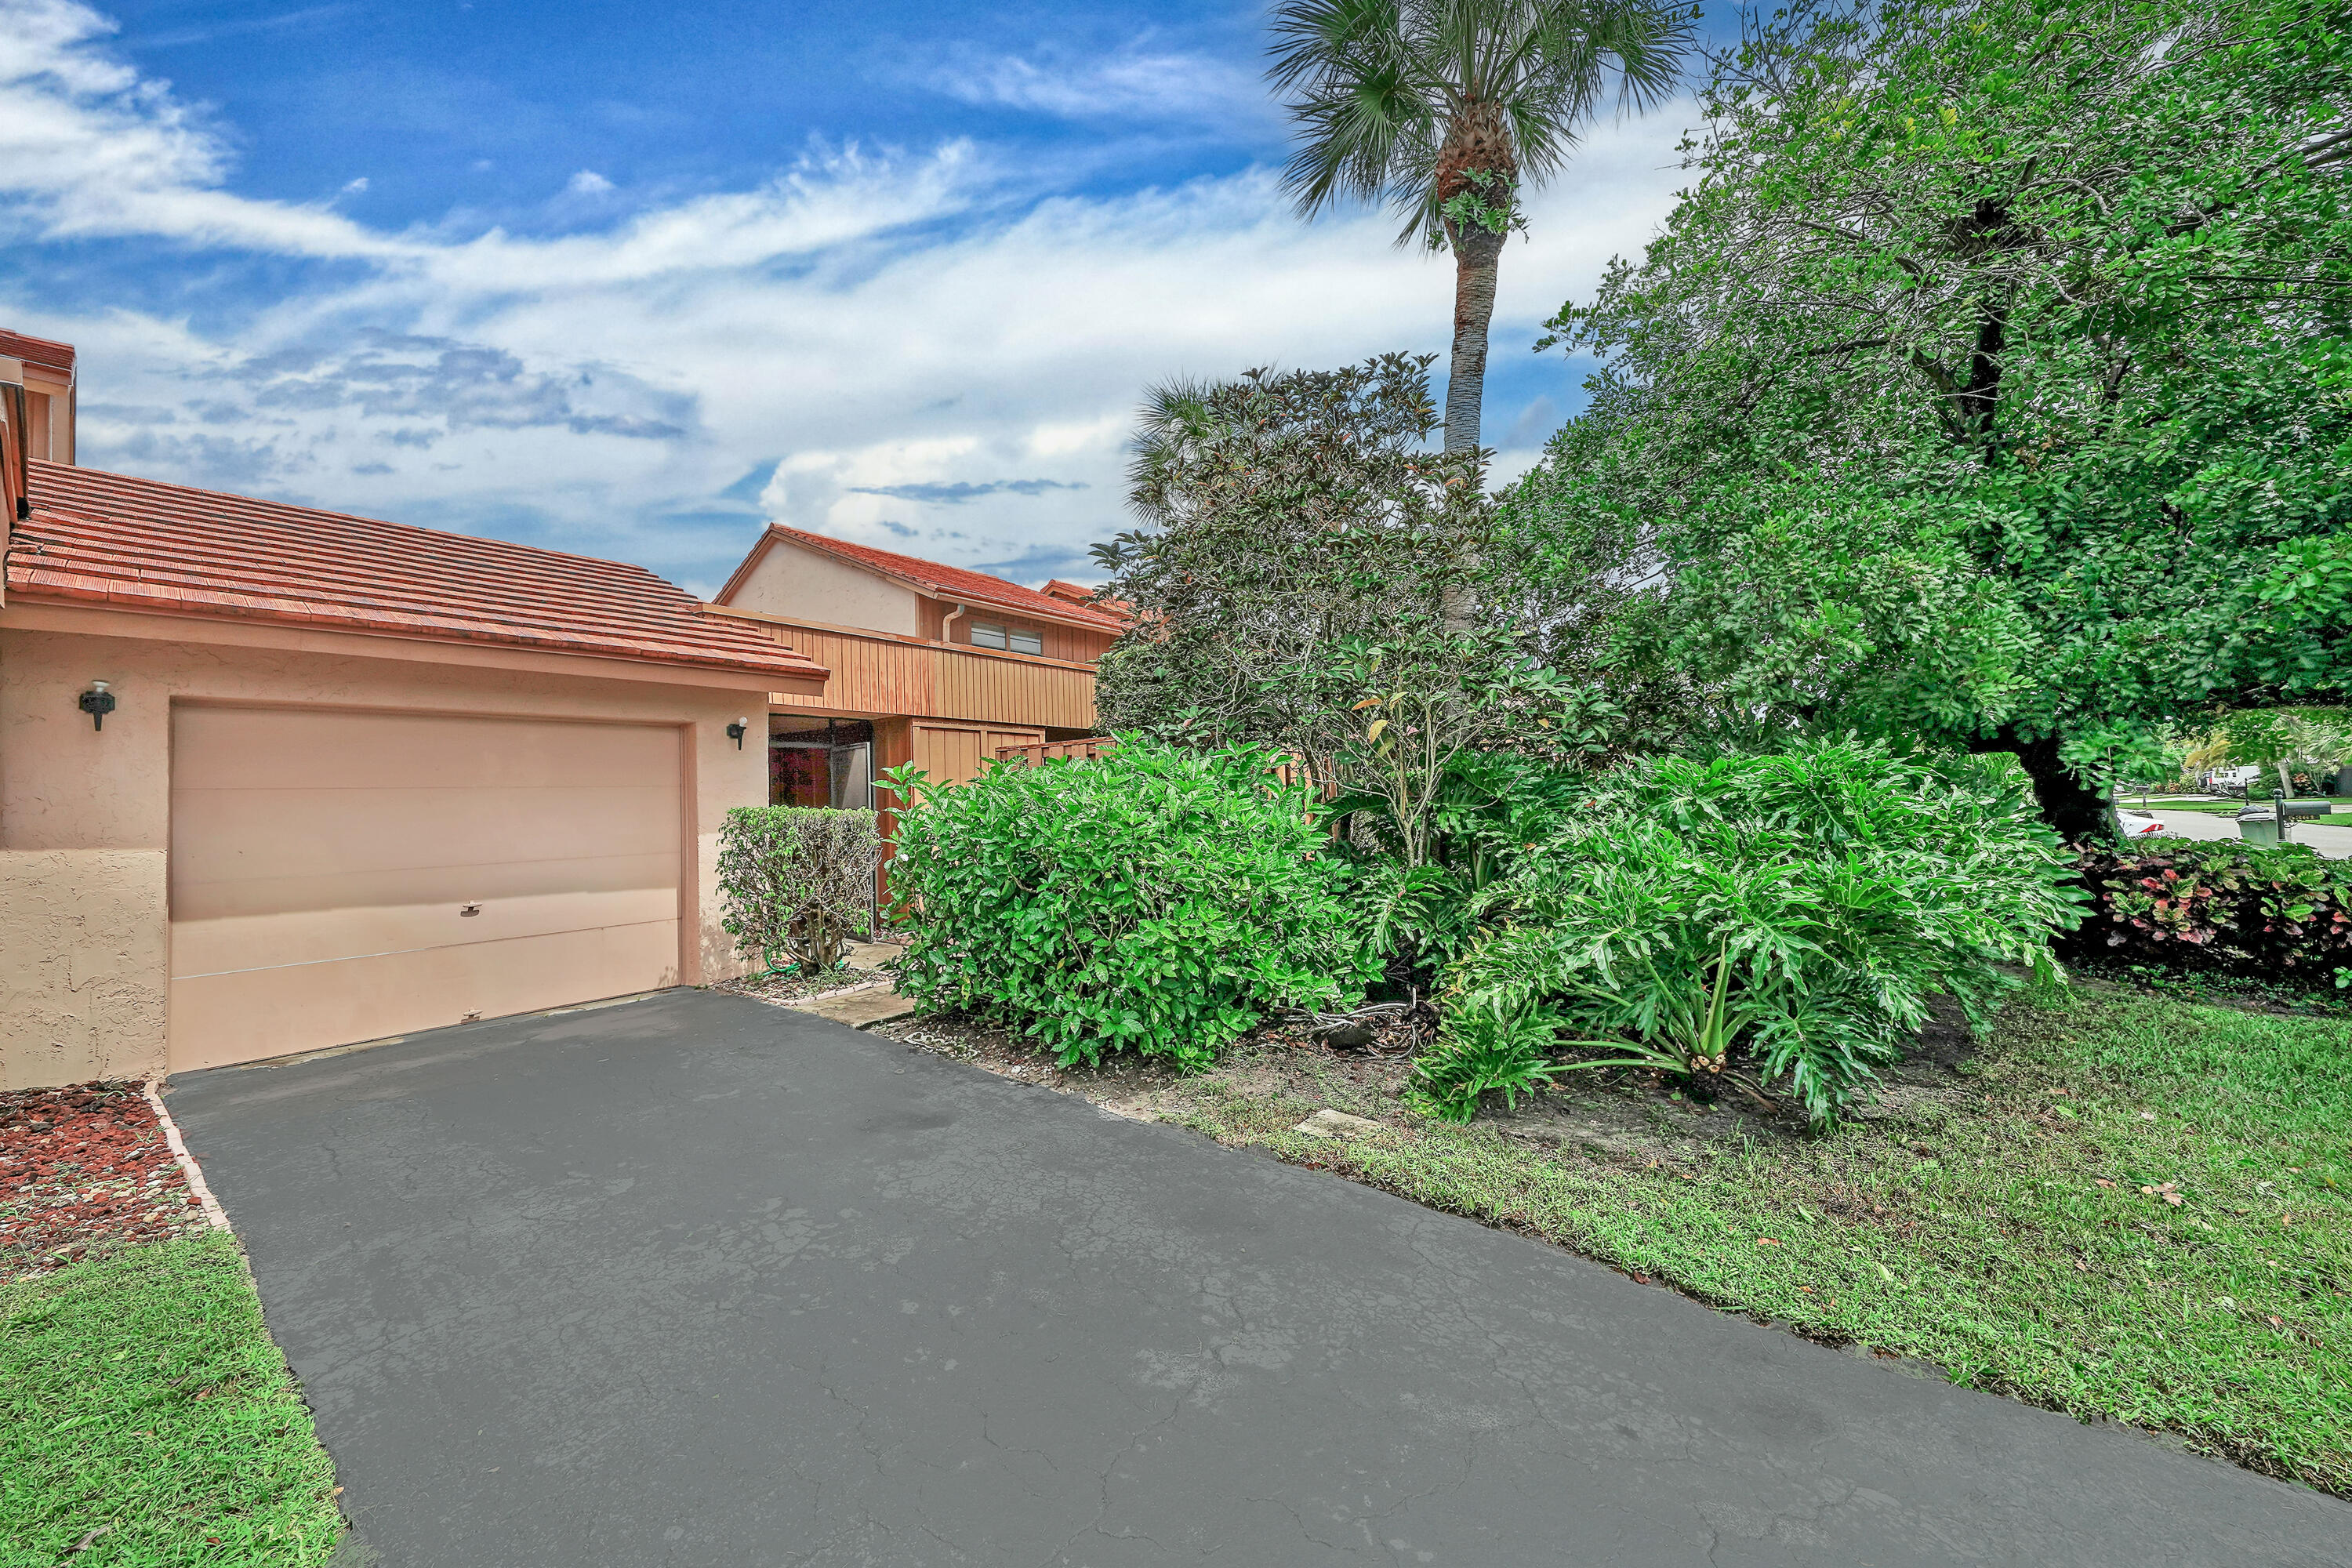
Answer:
6;463;827;682
0;331;75;373
758;524;1127;632
1042;578;1134;621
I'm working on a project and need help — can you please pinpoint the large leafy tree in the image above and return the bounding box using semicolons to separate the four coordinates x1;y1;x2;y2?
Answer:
1091;354;1492;780
1269;0;1692;454
1507;0;2352;837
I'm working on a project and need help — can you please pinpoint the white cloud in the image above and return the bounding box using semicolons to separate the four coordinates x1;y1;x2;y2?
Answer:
928;41;1271;125
0;1;978;281
339;176;368;195
0;1;395;256
0;0;1690;591
565;169;613;195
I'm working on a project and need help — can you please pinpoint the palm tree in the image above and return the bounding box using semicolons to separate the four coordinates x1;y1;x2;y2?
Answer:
1269;0;1691;456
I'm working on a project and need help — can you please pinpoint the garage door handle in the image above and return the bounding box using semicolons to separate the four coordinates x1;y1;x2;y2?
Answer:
460;903;482;916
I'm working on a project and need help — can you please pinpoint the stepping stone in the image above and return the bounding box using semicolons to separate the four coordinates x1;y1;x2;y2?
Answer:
1294;1108;1383;1140
789;984;916;1029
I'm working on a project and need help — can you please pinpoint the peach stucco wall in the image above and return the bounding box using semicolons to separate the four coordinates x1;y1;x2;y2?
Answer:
724;537;923;637
0;848;168;1088
0;619;770;1089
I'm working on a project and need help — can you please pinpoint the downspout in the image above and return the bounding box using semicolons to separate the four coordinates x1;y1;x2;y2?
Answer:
940;601;968;642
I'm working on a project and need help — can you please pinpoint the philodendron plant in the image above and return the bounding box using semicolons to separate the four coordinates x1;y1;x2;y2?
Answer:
1417;740;2085;1128
1544;943;1780;1111
1414;943;1776;1121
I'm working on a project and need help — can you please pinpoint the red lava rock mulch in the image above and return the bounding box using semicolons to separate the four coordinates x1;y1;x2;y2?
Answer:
1;1080;210;1280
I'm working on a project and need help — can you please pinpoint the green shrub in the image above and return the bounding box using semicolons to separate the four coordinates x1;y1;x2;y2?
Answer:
1340;747;1601;974
884;742;1377;1068
1425;741;2087;1127
716;806;879;975
1409;990;1567;1120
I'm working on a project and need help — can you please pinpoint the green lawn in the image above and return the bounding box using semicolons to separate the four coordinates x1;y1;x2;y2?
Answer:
1167;990;2352;1494
1;1232;343;1566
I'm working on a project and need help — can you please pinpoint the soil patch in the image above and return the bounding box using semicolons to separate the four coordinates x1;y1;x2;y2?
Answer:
874;999;1987;1167
1;1082;208;1280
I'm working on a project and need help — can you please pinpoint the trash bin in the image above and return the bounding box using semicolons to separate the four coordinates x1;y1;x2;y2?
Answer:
2237;809;2284;846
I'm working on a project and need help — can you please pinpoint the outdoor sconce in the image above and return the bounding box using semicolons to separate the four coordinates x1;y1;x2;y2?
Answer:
725;717;750;750
78;681;116;731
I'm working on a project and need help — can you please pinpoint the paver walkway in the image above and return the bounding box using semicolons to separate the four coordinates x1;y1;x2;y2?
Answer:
165;990;2350;1566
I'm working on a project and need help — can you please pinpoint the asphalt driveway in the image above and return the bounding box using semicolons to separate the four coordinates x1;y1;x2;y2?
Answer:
165;989;2349;1566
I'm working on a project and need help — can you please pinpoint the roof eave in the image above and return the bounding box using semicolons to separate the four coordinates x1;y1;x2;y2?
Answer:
0;574;832;686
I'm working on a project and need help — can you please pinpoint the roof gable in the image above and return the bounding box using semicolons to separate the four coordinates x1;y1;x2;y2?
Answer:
721;524;1126;633
6;463;827;682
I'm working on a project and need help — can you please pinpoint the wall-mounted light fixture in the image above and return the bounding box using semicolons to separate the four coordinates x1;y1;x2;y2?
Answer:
78;681;115;731
724;717;750;750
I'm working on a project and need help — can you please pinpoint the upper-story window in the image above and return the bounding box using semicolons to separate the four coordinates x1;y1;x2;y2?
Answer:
971;622;1044;656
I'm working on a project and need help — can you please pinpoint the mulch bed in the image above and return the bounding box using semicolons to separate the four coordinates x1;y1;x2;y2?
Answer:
1;1081;209;1281
716;964;893;1005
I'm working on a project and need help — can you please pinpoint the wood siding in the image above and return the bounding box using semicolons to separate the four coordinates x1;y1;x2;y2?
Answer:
756;622;936;717
871;716;1044;898
914;722;1045;788
935;649;1096;728
923;598;1118;665
717;609;1100;731
995;736;1116;767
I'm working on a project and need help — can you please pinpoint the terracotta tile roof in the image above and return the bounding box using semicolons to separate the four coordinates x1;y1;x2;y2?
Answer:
6;463;827;682
1042;578;1133;621
757;524;1127;631
0;331;75;373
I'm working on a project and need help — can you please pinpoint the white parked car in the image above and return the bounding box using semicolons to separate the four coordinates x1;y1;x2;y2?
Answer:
2116;811;2169;837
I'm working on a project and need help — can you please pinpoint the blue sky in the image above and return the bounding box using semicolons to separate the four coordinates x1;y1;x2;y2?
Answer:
1;0;1697;593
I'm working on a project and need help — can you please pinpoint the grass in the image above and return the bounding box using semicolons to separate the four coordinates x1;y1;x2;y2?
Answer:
2078;960;2352;1019
1;1232;342;1566
1165;989;2352;1494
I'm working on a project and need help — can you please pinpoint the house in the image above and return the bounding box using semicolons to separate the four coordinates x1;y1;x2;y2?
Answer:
0;328;75;466
706;524;1125;808
0;338;829;1089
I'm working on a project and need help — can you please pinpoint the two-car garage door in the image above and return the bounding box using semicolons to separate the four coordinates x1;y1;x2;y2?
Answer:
168;706;684;1073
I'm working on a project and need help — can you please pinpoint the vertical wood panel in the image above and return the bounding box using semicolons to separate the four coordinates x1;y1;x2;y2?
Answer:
982;728;1046;757
743;615;1095;730
913;724;985;786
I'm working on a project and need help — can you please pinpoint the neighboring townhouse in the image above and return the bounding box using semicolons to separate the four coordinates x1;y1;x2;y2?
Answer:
0;340;829;1089
0;328;75;466
707;524;1126;808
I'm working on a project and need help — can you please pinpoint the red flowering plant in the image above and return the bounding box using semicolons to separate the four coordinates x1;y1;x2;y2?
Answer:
2060;841;2352;988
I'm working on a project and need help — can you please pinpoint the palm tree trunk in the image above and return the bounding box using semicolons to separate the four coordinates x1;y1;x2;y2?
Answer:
1444;224;1504;456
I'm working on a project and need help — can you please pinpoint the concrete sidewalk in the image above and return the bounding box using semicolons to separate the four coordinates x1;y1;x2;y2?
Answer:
165;990;2350;1567
2141;806;2352;858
